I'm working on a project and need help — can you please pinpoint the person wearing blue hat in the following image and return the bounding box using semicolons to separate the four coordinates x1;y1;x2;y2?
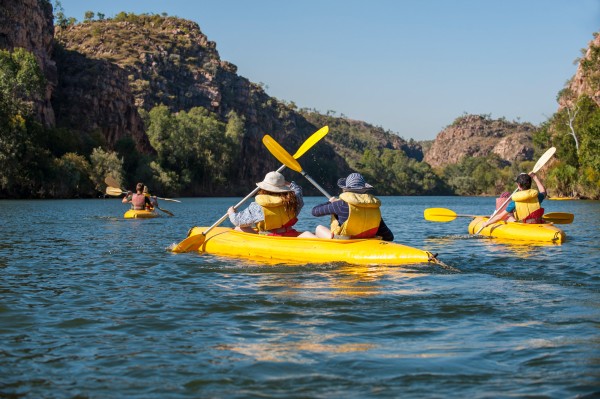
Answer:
310;172;394;241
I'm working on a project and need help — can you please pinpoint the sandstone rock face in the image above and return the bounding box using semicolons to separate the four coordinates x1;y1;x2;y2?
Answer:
52;48;153;154
0;0;57;126
560;33;600;109
424;115;536;168
56;16;345;184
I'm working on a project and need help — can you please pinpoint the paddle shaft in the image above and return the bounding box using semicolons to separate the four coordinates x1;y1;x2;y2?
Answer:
300;171;333;199
202;166;333;237
155;196;181;203
200;164;289;237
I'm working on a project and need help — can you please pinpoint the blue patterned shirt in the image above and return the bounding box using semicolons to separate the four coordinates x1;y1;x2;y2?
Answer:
228;182;304;227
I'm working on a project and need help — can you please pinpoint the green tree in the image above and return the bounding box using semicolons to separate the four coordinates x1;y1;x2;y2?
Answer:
442;155;505;196
51;153;94;197
89;147;124;192
84;11;95;22
145;105;239;195
0;48;47;197
547;163;578;197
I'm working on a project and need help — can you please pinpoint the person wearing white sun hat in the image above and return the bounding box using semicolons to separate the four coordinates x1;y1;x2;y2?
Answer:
228;171;308;236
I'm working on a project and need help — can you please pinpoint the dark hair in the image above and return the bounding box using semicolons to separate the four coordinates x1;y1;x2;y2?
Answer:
515;174;532;189
136;182;144;192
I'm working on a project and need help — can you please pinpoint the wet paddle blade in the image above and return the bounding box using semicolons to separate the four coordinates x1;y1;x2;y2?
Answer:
170;232;206;253
262;135;302;172
106;186;125;196
293;126;329;159
424;208;457;222
543;212;574;224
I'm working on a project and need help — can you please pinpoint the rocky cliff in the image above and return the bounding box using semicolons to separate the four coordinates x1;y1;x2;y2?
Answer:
52;47;153;153
424;115;536;168
0;0;56;126
55;14;344;185
559;33;600;109
0;0;153;154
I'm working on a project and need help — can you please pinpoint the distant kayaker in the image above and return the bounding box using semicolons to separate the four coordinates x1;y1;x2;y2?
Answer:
227;171;310;237
310;172;394;241
143;186;159;210
482;172;547;227
122;182;152;210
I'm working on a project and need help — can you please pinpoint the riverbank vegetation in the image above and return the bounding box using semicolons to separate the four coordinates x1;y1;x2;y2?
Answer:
1;43;598;199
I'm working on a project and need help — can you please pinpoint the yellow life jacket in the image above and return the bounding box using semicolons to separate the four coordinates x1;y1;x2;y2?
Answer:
255;194;296;232
331;192;381;239
511;189;540;221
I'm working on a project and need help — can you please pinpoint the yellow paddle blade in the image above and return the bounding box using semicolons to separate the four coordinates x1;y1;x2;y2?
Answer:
543;212;574;224
293;126;329;159
262;135;302;172
170;232;206;253
423;208;458;222
106;186;125;196
532;147;556;173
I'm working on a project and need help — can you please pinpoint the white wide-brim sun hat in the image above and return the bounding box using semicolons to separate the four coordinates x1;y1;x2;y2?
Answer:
256;171;292;193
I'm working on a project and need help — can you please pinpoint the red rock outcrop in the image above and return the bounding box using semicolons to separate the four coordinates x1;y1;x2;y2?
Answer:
559;33;600;108
424;115;536;168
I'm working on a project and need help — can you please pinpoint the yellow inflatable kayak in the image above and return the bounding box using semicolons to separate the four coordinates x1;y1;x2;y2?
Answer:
124;209;158;219
187;226;440;266
468;217;565;243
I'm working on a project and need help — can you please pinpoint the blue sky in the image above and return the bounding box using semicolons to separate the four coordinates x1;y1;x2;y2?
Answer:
56;0;598;141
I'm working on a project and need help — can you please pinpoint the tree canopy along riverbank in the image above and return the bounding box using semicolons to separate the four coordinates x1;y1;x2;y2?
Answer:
1;3;598;199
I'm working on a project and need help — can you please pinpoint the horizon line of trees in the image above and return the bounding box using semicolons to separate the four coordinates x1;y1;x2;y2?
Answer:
1;46;598;200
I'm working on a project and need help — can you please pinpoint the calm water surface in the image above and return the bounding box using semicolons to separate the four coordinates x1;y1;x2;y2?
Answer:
1;196;598;398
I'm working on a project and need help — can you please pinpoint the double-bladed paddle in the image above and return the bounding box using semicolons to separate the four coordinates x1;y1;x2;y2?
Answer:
262;135;334;200
170;126;330;253
424;207;574;224
474;147;556;234
105;186;175;216
104;176;181;203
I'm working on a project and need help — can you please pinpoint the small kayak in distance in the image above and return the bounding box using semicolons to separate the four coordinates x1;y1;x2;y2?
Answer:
468;217;565;244
187;226;441;266
124;209;159;219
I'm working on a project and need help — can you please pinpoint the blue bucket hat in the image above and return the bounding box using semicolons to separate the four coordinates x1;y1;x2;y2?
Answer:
337;173;373;193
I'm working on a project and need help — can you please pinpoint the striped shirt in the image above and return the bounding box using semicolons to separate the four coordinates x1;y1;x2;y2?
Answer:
229;182;304;227
311;199;394;241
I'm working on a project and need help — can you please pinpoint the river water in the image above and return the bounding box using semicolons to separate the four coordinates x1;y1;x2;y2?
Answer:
0;196;598;398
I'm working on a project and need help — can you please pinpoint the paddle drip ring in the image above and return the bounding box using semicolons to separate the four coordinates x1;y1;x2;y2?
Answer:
428;252;461;273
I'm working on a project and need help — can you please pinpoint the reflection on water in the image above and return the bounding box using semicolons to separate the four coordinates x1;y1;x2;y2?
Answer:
425;234;561;258
217;338;376;363
273;264;428;298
